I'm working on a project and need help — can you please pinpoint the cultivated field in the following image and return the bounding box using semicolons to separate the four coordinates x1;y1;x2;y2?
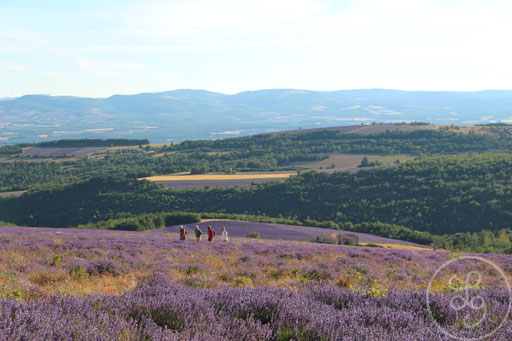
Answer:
1;226;511;339
141;172;296;189
141;172;295;181
159;220;429;249
21;146;108;157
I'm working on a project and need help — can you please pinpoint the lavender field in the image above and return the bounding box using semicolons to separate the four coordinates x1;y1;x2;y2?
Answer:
160;220;429;247
1;226;511;340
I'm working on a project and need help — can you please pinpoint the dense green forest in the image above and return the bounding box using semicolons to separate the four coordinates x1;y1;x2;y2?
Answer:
2;152;511;235
172;129;512;154
2;129;512;191
75;211;201;231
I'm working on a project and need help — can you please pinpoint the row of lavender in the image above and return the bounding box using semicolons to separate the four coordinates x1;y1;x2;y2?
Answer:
2;282;511;340
1;226;512;339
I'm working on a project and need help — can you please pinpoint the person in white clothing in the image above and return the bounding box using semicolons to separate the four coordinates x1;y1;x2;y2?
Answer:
221;226;229;242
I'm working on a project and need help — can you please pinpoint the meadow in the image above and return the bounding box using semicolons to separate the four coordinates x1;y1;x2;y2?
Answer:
1;226;511;340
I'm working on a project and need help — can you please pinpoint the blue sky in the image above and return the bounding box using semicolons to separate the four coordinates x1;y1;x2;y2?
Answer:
1;0;511;97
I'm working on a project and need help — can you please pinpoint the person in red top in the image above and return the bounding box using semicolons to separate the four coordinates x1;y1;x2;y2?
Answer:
179;225;187;241
207;226;216;242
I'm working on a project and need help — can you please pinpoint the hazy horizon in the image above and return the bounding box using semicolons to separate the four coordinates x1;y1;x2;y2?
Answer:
2;0;512;98
4;87;512;100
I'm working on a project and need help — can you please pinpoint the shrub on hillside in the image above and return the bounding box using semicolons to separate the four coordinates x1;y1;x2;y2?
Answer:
247;232;261;239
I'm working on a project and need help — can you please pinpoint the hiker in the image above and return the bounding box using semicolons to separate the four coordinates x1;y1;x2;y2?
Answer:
207;225;216;242
195;225;203;242
179;225;187;241
221;226;229;242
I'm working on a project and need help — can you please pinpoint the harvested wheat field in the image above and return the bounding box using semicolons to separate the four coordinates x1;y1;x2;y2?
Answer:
140;172;297;189
141;172;296;181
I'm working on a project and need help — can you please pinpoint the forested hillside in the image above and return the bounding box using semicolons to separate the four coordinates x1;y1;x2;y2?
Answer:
174;128;512;155
2;152;511;237
2;129;512;191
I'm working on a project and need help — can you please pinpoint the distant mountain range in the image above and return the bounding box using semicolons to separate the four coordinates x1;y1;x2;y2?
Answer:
1;89;512;144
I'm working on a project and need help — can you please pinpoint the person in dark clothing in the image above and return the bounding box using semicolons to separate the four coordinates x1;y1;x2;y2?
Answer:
195;225;203;242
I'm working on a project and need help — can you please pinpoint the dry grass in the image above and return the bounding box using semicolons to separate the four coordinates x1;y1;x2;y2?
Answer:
29;269;68;286
140;173;296;181
200;219;233;223
206;151;231;156
0;190;27;198
359;242;431;251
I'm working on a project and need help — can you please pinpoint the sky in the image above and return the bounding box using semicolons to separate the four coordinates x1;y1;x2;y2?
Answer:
1;0;512;98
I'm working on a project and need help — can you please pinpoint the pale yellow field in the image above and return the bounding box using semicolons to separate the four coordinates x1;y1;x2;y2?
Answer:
141;172;296;181
359;242;432;251
200;219;233;222
206;151;231;156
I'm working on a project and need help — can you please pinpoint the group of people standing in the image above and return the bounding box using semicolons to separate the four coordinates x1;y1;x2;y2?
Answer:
179;225;229;242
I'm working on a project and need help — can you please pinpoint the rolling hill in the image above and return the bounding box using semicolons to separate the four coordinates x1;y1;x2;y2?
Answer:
2;89;512;144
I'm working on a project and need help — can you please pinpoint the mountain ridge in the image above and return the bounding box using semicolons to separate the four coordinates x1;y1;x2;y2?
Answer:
2;88;512;145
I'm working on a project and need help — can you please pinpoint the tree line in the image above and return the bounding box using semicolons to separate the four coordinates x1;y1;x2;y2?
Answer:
2;129;512;191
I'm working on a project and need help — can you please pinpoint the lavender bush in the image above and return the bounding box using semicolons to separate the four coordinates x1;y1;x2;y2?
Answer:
1;284;512;340
1;226;511;340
